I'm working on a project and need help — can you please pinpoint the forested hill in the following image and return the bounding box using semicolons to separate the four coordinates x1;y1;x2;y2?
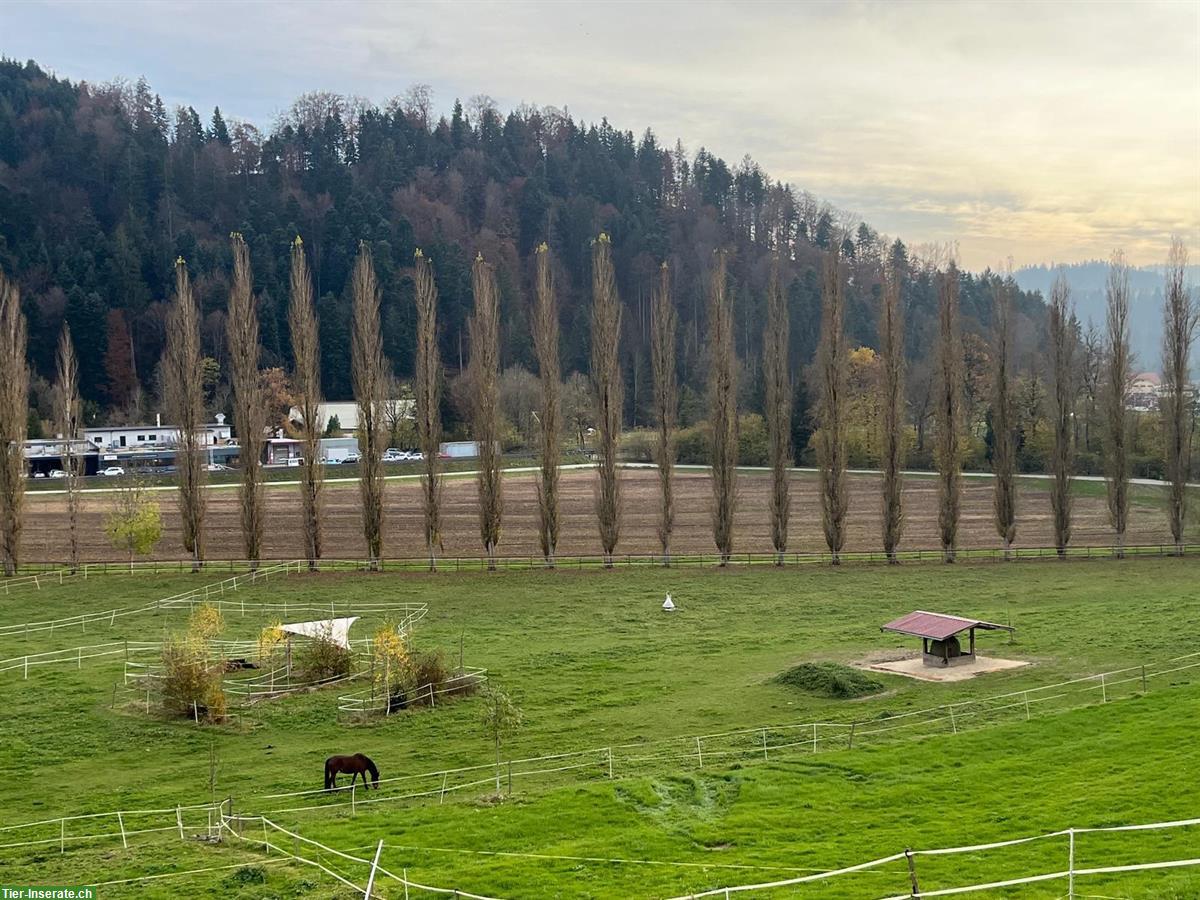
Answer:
0;58;1047;425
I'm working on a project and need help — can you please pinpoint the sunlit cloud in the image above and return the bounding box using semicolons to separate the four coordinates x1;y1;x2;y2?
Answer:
4;0;1197;269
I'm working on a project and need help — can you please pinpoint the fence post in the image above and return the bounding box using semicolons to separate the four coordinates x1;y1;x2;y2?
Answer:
364;839;384;899
262;818;269;853
1141;664;1148;693
1100;673;1107;703
812;722;818;753
176;805;184;840
23;655;28;680
440;772;448;804
695;736;704;768
507;760;513;795
607;747;614;778
905;847;919;896
949;704;958;734
761;729;768;761
1067;827;1075;899
60;818;65;853
1024;691;1031;720
117;811;127;849
403;867;410;900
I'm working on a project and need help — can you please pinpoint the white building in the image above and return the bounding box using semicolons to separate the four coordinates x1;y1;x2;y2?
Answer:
288;400;413;434
1128;372;1161;412
85;413;233;450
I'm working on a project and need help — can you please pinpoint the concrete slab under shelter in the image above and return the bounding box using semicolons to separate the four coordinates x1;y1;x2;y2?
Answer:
862;653;1029;682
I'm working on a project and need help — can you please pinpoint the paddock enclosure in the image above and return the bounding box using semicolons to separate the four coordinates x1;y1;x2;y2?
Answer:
0;559;1198;897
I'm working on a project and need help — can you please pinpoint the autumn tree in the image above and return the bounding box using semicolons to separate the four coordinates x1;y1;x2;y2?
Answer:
0;268;28;576
55;325;83;573
991;277;1018;559
878;262;904;563
762;256;791;565
1102;251;1132;558
1162;237;1196;555
1048;275;1075;558
471;254;503;569
105;474;163;568
530;245;562;565
351;243;387;570
816;247;848;564
227;234;266;569
934;264;963;563
288;237;323;568
414;249;444;569
591;234;623;567
163;259;206;572
708;250;738;564
651;263;677;564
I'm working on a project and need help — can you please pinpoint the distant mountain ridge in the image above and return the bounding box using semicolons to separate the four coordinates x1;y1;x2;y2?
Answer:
1014;261;1200;372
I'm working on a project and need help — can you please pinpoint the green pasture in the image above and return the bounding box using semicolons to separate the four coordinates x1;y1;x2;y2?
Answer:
0;559;1197;897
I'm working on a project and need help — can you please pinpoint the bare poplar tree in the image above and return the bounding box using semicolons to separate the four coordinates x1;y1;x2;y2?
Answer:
0;269;28;576
934;264;963;563
1102;251;1132;558
351;243;387;570
414;249;444;570
991;278;1018;559
163;258;206;572
55;324;82;573
816;247;848;564
1048;275;1075;558
1162;237;1196;555
878;261;904;563
227;234;266;569
763;256;792;565
289;237;323;569
532;244;561;566
708;250;738;565
651;262;677;565
591;234;623;567
470;254;503;569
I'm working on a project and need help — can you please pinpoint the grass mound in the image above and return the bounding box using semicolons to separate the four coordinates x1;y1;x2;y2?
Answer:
773;662;884;699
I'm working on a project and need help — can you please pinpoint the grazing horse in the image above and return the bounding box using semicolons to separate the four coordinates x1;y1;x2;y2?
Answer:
324;754;380;791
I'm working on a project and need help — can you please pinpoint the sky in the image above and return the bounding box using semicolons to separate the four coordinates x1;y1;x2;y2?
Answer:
3;0;1198;270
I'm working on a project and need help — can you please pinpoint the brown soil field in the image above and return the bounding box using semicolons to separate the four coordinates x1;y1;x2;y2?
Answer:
20;468;1175;563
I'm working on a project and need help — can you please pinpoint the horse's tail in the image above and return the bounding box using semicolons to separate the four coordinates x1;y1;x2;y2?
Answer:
364;755;379;787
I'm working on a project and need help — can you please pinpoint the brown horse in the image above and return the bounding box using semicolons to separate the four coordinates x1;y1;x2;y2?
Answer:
324;753;380;791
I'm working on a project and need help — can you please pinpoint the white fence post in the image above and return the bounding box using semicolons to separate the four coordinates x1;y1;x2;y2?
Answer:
812;722;818;753
761;729;768;760
949;704;958;734
364;840;384;899
1100;673;1107;703
1067;827;1075;899
695;736;704;768
607;747;614;778
117;811;127;849
176;805;184;839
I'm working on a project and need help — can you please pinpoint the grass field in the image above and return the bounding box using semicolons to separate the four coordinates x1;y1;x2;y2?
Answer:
0;559;1198;897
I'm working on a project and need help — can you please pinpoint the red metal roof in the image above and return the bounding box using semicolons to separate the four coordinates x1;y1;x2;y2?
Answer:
881;611;1013;641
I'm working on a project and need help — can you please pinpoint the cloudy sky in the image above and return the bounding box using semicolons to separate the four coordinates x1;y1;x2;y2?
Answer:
5;0;1198;269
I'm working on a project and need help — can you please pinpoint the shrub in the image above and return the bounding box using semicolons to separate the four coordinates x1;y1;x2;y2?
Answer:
296;628;353;682
772;662;884;699
160;603;227;722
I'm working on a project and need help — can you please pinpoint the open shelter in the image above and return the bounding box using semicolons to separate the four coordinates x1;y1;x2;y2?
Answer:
882;611;1013;668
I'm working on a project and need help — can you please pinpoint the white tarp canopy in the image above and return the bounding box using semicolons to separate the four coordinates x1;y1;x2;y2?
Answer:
279;616;359;650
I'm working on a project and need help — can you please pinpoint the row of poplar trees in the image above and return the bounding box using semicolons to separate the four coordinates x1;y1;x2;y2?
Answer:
0;234;1193;575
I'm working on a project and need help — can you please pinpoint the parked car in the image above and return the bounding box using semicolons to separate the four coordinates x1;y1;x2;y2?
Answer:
100;466;126;477
342;452;361;464
48;469;68;478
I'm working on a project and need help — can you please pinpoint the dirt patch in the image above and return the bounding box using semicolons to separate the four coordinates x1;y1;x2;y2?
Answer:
862;654;1030;682
21;468;1173;563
